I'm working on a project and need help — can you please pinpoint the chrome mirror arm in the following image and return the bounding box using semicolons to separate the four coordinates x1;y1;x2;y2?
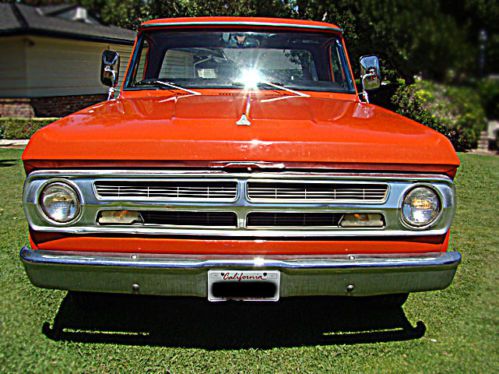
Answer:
107;87;115;101
360;72;377;103
104;66;117;100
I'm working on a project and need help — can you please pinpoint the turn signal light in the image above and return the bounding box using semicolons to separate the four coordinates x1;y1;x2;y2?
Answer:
340;213;384;227
98;210;143;225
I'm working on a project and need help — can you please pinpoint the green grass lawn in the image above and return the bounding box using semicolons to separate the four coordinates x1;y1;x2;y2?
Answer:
0;149;497;373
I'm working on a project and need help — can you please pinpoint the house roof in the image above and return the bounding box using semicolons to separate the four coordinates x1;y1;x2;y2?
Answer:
141;17;342;33
0;3;135;45
38;4;77;16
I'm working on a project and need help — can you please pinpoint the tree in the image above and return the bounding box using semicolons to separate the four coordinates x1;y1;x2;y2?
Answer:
294;0;475;83
78;0;150;29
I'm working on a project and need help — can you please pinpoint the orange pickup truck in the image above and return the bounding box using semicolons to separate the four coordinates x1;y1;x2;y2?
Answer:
20;17;461;303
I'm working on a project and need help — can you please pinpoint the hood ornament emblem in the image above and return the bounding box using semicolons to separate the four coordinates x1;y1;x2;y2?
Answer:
236;94;252;126
236;114;251;126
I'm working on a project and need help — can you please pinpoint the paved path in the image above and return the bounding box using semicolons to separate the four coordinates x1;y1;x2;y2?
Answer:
0;139;29;148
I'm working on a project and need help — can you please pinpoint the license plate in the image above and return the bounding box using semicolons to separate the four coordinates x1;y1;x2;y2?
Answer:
208;270;280;302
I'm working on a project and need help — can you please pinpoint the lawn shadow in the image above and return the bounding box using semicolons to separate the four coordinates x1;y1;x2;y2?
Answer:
0;159;18;167
42;293;425;349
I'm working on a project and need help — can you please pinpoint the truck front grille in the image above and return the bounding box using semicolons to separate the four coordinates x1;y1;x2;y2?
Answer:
95;181;237;201
247;182;388;203
24;169;457;238
247;212;342;227
141;211;237;227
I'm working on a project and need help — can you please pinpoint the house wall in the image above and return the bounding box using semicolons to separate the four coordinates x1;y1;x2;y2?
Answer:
0;36;29;97
25;36;132;97
0;35;133;117
0;36;132;98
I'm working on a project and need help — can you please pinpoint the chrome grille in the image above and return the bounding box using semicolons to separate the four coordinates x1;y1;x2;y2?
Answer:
247;213;342;227
25;169;456;238
247;182;388;203
95;181;237;201
141;211;237;227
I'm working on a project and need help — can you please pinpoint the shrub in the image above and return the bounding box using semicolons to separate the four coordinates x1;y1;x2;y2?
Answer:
476;78;499;120
0;118;58;140
391;81;487;151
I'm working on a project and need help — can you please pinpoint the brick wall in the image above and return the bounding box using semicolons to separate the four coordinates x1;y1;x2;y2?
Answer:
0;94;107;118
32;94;107;117
0;99;35;118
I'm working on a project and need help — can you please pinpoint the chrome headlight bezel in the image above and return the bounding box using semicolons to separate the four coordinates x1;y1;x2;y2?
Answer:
400;185;443;230
37;180;82;225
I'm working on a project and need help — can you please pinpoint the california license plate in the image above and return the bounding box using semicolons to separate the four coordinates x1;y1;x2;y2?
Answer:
208;270;280;302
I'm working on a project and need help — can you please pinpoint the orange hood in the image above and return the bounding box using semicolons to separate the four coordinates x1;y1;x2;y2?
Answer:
23;91;460;174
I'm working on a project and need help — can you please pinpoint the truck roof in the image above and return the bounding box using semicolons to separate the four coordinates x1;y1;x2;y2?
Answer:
140;17;342;33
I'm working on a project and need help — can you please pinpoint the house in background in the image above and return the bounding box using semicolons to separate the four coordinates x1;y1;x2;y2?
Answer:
0;3;135;117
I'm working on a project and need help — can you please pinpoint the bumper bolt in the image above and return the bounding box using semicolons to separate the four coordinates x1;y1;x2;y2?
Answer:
132;283;140;294
346;284;355;293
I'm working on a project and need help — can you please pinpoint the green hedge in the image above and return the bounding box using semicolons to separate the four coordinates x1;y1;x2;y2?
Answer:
0;118;58;140
391;81;487;151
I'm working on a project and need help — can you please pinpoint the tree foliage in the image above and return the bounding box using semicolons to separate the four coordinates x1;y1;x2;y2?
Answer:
392;80;487;150
294;0;494;82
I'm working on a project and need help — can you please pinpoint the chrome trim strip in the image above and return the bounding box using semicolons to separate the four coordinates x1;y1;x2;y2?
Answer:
20;247;461;297
141;21;343;33
24;226;445;237
25;169;454;182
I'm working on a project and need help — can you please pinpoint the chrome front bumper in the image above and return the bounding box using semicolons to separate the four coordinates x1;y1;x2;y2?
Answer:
20;247;461;298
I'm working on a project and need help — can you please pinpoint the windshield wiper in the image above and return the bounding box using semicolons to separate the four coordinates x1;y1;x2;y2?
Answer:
232;81;309;98
258;81;310;98
134;79;201;96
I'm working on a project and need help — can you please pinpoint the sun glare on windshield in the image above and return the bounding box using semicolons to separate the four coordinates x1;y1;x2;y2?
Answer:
237;68;264;89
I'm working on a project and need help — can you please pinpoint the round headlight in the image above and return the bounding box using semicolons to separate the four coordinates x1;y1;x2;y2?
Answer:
402;186;441;228
39;182;81;223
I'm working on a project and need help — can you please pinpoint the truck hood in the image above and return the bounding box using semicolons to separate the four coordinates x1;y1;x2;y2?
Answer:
23;92;460;173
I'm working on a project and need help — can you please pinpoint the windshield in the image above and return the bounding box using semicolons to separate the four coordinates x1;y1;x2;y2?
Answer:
126;30;355;93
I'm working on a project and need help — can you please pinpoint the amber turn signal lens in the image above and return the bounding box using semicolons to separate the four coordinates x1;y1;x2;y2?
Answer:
340;213;384;227
98;210;143;225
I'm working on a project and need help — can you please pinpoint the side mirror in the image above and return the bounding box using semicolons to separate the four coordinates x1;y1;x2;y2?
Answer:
100;50;120;87
359;55;381;102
